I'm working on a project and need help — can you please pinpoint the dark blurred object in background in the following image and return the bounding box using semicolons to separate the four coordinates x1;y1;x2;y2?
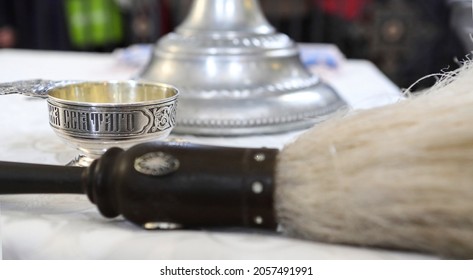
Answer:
0;0;127;51
0;0;15;48
0;0;471;89
449;0;473;54
259;0;468;89
116;0;171;44
0;0;70;50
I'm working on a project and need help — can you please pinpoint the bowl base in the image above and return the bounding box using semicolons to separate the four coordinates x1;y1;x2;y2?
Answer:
66;155;95;167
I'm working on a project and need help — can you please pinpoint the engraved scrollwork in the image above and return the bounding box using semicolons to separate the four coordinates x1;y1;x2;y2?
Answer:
0;79;78;97
0;85;18;95
148;103;177;133
0;79;49;96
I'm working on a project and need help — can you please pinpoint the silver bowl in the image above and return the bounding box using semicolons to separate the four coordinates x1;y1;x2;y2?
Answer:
0;79;179;165
46;81;178;166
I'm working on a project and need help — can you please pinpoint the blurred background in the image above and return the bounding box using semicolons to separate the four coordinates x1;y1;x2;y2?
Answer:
0;0;471;89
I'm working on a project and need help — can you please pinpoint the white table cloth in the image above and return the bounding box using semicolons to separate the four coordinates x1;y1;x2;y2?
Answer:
0;47;432;259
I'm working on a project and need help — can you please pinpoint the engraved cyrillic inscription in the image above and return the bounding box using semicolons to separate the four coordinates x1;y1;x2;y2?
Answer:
47;103;148;136
48;100;177;137
48;104;61;126
62;110;135;133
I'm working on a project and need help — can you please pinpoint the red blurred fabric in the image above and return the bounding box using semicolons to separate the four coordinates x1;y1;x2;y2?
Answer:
315;0;372;20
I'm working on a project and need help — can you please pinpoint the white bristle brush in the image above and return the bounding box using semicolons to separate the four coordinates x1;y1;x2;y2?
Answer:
276;62;473;258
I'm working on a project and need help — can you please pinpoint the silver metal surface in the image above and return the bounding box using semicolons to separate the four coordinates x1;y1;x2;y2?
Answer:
1;80;179;166
139;0;346;135
0;79;77;97
134;151;180;176
47;81;178;164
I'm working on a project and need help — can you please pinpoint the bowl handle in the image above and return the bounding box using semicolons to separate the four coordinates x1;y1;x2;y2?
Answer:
0;79;77;98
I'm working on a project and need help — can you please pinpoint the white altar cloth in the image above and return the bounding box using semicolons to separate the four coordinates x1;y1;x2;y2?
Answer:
0;48;432;259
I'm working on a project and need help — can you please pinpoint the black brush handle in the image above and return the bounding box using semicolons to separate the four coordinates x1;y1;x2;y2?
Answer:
0;161;84;194
85;142;279;230
0;142;279;230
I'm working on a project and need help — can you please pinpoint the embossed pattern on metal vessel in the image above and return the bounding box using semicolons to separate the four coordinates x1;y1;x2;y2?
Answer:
0;79;77;97
140;0;346;135
47;100;177;139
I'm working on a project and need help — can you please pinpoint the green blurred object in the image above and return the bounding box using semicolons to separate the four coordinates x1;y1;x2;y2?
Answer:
65;0;123;50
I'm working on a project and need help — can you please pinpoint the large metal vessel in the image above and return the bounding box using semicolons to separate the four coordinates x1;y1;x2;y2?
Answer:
140;0;346;135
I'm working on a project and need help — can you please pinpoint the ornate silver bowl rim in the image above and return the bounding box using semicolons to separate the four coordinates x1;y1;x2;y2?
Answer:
47;80;178;106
